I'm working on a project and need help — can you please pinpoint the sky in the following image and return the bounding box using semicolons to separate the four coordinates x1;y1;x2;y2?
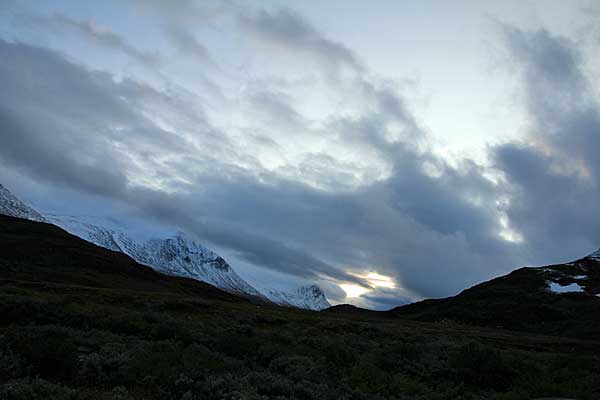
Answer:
1;0;600;309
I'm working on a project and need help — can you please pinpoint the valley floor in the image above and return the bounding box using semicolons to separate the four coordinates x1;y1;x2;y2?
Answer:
0;216;598;399
1;278;599;400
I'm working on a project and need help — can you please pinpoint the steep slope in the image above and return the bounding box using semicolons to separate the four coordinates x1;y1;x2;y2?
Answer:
0;214;245;302
262;284;331;310
392;251;600;338
0;184;330;309
0;184;45;222
46;214;265;299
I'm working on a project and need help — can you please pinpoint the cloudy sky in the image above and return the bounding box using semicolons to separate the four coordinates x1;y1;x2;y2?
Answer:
1;0;600;309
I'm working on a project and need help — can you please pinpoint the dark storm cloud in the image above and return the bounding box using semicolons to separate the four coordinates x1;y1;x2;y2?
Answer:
0;20;523;307
0;39;369;289
159;156;516;298
492;26;600;262
361;287;413;310
0;41;131;198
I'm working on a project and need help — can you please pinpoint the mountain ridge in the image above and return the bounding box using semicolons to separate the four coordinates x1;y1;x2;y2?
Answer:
0;184;46;222
390;251;600;338
0;184;330;309
46;213;266;299
261;284;331;311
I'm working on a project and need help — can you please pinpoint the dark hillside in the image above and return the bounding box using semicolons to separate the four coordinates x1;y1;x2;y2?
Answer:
0;215;599;399
392;260;600;339
0;214;246;302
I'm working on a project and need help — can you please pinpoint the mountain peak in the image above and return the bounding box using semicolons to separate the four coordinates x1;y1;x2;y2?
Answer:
46;214;264;298
0;183;329;310
298;284;325;296
0;184;46;222
263;284;331;311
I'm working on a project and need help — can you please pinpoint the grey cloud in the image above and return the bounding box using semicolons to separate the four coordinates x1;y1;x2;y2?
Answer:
163;155;517;299
239;8;363;74
246;89;306;131
0;36;521;308
133;0;235;25
164;25;218;68
491;26;600;263
361;287;414;310
10;10;600;310
0;39;368;291
55;14;159;65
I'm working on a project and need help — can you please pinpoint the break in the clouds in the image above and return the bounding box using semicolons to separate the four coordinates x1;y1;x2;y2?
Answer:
1;1;599;309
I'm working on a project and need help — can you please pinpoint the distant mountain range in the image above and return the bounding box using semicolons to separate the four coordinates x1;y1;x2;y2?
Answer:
0;184;330;310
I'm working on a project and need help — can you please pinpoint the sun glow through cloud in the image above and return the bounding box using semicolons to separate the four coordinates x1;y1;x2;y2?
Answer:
339;284;368;298
340;271;396;299
366;272;395;288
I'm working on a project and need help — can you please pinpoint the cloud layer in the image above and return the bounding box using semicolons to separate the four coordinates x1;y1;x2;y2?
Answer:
1;2;599;308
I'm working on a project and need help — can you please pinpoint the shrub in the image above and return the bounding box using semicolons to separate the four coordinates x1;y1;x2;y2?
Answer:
450;342;514;390
5;327;79;381
0;378;77;400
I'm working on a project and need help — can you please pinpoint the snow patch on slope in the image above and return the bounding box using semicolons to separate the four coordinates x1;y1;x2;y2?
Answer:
547;281;585;293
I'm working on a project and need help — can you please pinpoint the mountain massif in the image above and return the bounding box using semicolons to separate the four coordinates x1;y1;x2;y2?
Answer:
0;184;330;310
0;214;244;301
45;214;266;299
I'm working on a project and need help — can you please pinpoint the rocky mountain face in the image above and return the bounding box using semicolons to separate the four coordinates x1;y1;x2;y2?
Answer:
45;214;265;299
0;184;330;309
0;214;244;302
262;284;331;311
0;184;45;222
392;250;600;338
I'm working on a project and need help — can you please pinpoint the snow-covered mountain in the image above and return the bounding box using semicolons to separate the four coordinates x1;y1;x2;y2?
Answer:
0;183;331;309
0;184;46;222
262;285;331;310
45;214;265;298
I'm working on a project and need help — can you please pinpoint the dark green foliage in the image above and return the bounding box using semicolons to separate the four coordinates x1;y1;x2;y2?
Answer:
1;286;599;400
1;215;599;399
3;326;79;381
0;379;77;400
449;342;514;390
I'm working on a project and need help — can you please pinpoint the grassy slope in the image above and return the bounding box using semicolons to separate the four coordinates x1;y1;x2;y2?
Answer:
0;215;599;400
391;264;600;339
